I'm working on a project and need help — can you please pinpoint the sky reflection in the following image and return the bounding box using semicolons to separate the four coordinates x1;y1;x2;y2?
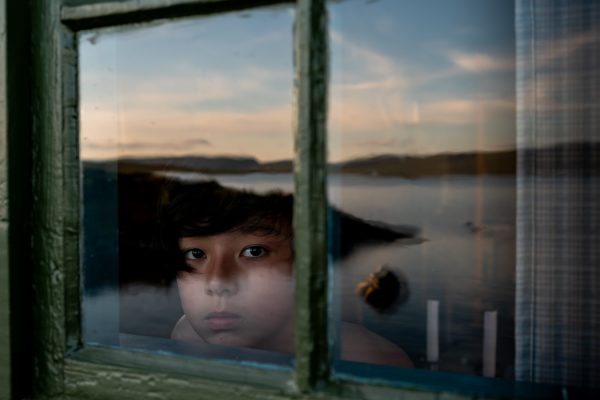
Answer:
80;0;516;162
80;5;295;161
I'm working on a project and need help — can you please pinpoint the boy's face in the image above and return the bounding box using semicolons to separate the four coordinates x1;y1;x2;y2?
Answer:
176;230;294;351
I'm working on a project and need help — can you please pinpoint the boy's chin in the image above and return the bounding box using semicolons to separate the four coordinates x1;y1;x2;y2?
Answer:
203;332;257;349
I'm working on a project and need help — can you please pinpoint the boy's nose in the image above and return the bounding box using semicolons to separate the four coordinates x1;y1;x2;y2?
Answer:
205;257;239;296
205;277;238;297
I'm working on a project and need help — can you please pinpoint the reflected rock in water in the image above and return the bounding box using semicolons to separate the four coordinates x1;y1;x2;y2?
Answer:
329;208;419;259
464;221;482;234
355;265;409;313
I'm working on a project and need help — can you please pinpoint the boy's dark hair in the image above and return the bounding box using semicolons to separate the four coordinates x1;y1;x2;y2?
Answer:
159;179;294;275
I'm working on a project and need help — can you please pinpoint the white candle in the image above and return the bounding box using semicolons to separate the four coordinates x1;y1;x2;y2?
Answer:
427;300;439;363
483;310;498;377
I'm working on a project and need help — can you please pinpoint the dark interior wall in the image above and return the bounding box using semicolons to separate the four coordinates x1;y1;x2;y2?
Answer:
4;0;34;398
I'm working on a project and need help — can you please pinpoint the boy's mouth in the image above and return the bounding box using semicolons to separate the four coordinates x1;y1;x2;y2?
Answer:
205;311;241;331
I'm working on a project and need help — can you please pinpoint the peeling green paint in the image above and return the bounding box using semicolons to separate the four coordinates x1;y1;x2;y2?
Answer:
69;346;293;391
0;2;9;396
62;27;83;355
61;0;295;30
0;0;7;223
293;0;329;393
65;358;293;400
31;0;67;397
0;223;9;400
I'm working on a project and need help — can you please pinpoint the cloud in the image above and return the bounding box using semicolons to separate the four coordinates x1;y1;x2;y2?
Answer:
517;27;600;117
104;138;210;150
328;31;515;139
80;103;293;160
534;27;600;67
421;99;514;125
82;138;212;154
113;66;290;112
179;138;212;147
81;27;517;161
80;60;294;160
352;135;418;152
358;138;396;147
422;99;474;123
355;138;396;147
330;30;407;91
449;51;513;73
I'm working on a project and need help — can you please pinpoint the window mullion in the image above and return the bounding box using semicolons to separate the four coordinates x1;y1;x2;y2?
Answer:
293;0;329;392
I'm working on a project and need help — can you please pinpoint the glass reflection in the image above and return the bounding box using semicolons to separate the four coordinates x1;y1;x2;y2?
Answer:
80;6;295;365
328;0;516;377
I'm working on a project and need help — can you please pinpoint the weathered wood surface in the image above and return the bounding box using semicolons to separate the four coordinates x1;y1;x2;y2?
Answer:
293;0;329;393
0;0;9;390
62;27;83;356
0;224;9;400
31;0;67;397
62;0;294;29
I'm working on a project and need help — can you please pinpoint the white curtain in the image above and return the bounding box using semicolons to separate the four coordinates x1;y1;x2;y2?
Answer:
516;0;600;389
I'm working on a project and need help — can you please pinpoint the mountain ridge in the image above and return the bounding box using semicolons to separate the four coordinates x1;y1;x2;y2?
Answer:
85;141;600;178
86;149;517;178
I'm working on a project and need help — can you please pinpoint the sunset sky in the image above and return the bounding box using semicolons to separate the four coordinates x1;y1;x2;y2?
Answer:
80;0;516;162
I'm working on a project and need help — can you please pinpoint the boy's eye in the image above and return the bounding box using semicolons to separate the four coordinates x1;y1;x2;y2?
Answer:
184;248;206;260
241;246;267;258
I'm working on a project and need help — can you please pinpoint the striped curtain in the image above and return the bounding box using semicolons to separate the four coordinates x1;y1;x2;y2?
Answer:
516;0;600;389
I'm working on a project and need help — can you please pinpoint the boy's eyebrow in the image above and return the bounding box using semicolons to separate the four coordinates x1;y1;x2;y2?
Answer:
177;232;292;249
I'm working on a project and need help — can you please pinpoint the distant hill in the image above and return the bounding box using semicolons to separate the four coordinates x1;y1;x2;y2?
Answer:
84;141;600;177
85;150;519;177
260;159;294;173
116;156;260;174
332;150;516;177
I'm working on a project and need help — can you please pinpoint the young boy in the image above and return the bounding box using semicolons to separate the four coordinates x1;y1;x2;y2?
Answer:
160;180;413;367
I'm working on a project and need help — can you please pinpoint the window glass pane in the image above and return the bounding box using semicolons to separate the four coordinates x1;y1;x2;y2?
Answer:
80;5;296;366
328;0;516;378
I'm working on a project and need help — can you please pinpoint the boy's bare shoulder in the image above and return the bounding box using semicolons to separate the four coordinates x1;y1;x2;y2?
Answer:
171;315;204;342
172;316;412;367
340;322;414;368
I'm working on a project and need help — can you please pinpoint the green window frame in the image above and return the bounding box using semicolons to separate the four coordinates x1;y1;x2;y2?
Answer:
3;1;333;398
0;0;588;399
